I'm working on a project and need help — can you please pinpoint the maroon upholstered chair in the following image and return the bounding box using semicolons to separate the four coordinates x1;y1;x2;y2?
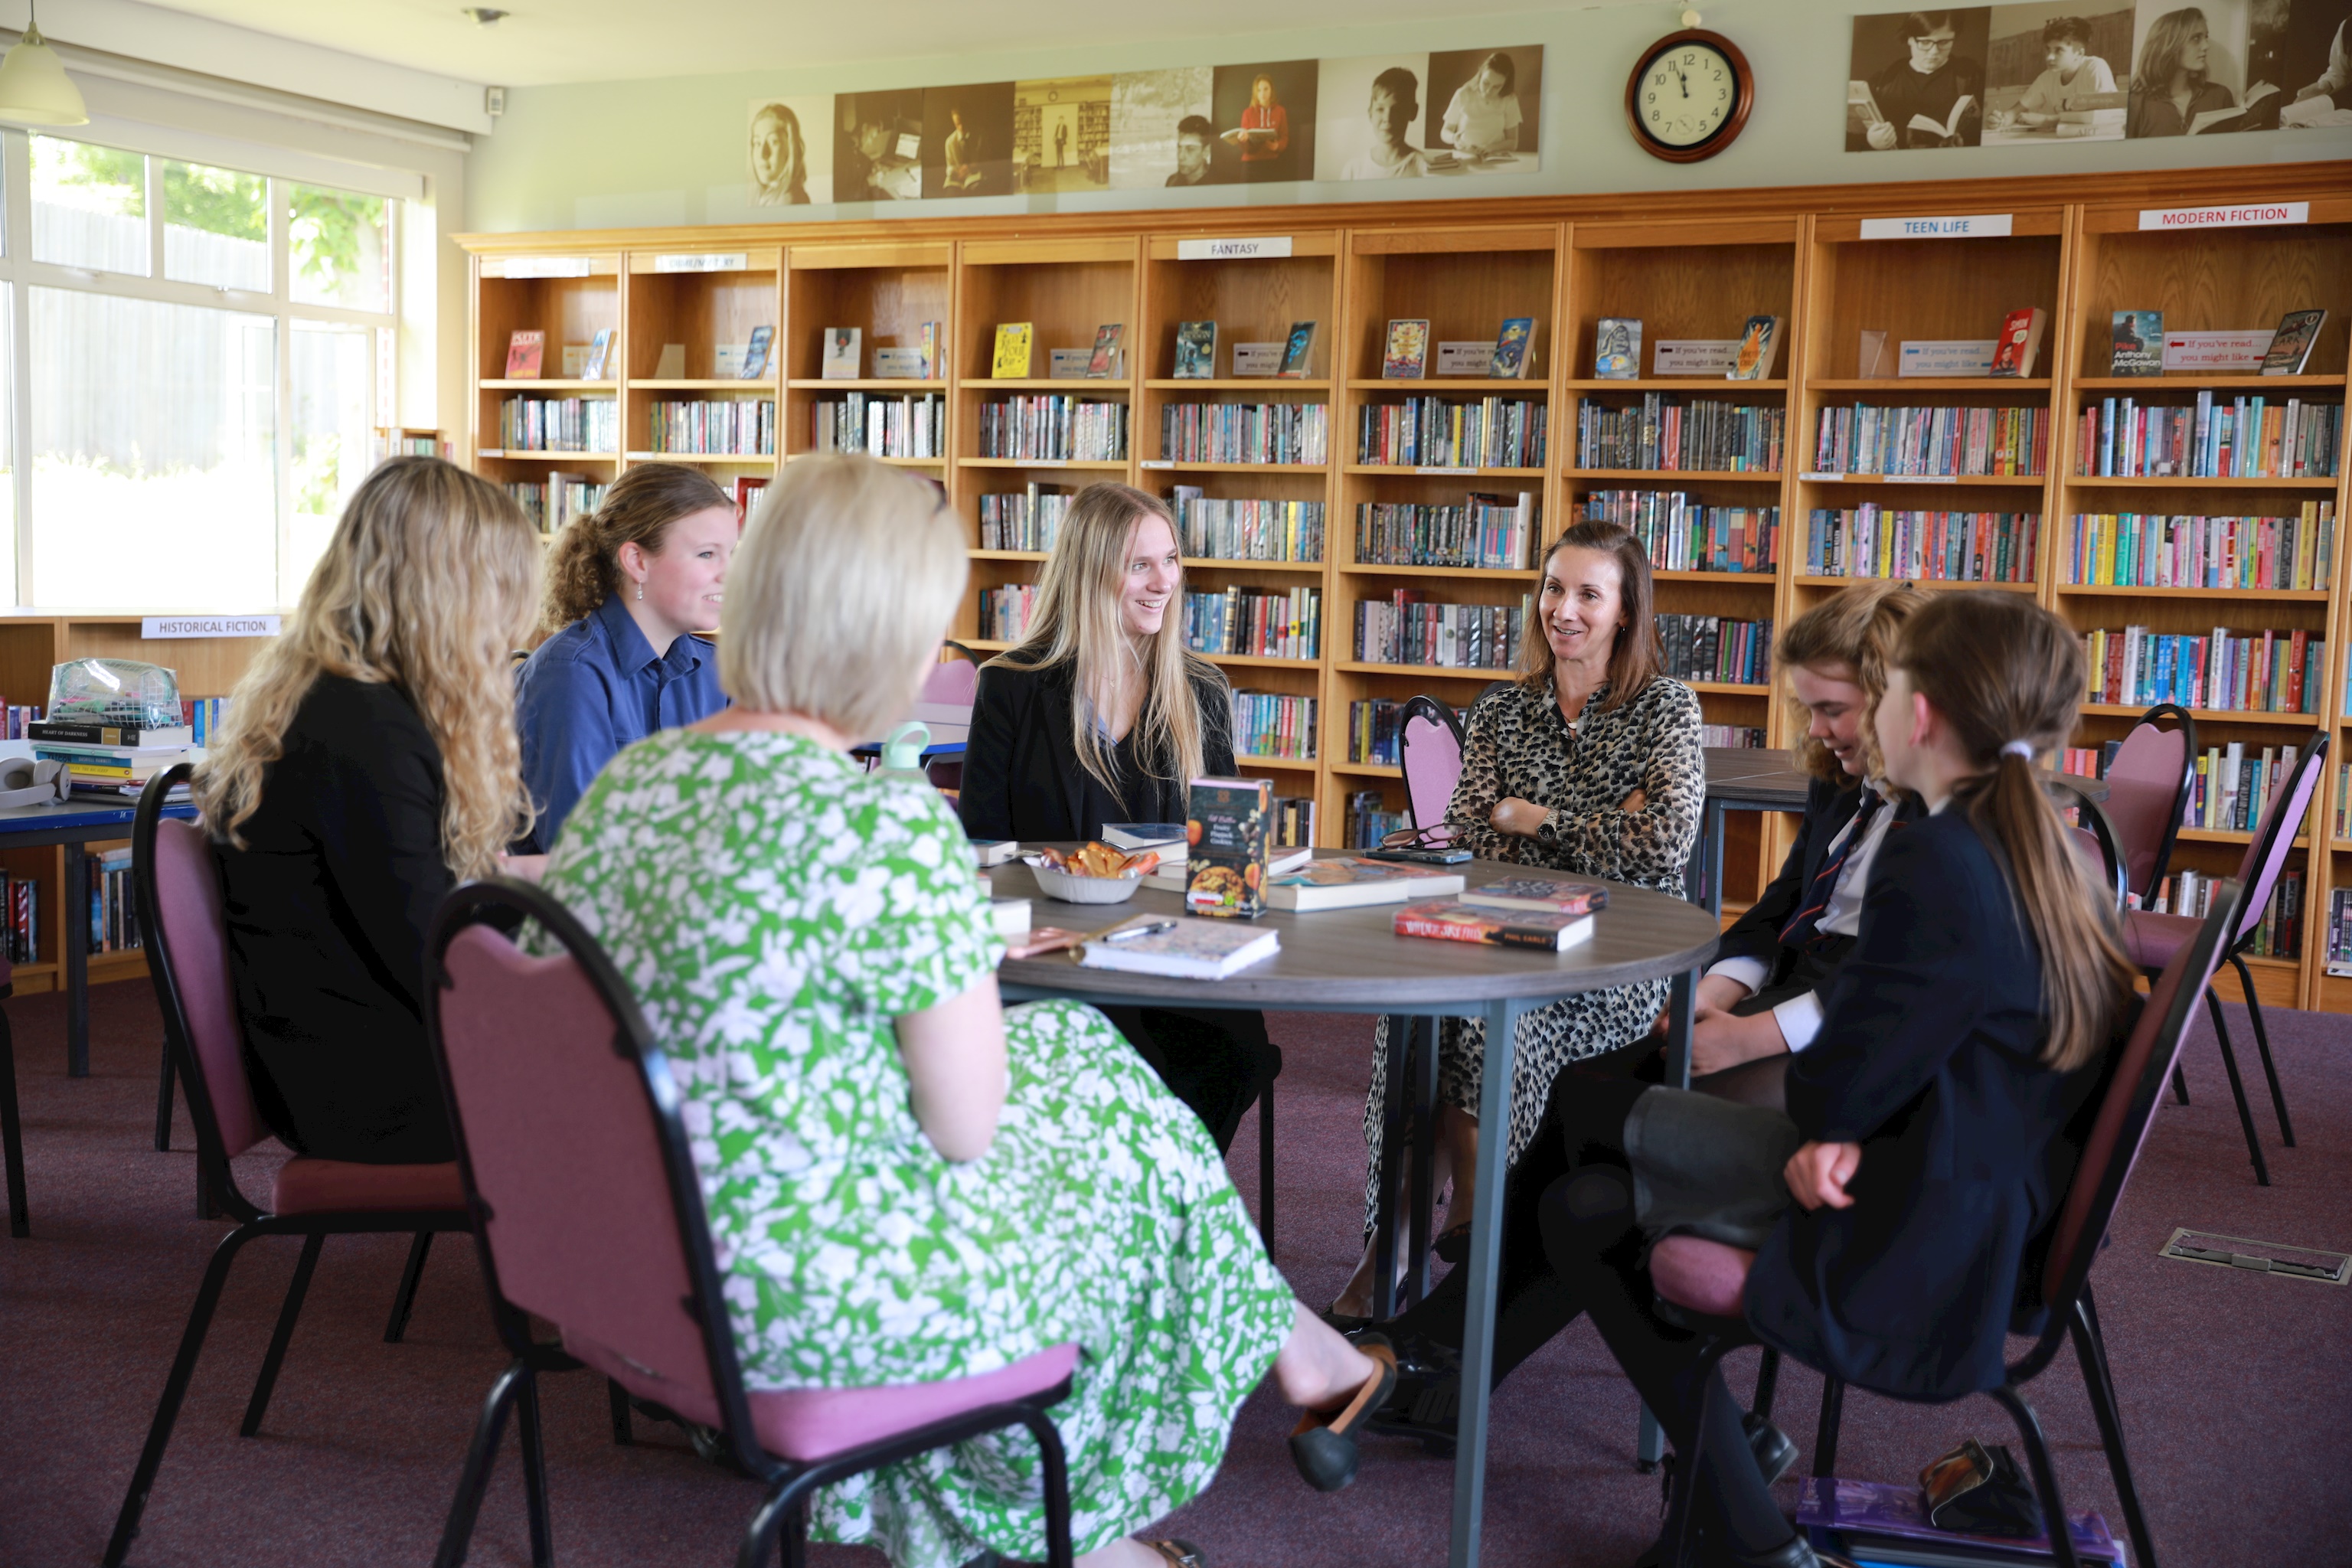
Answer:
1398;694;1466;840
1640;887;2236;1568
921;645;982;705
0;950;22;1237
2101;703;2196;905
425;878;1077;1568
104;766;470;1568
2122;730;2324;1186
2068;796;2127;913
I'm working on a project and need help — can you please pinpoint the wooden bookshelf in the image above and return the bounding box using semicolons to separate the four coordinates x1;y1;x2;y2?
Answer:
457;164;2352;1008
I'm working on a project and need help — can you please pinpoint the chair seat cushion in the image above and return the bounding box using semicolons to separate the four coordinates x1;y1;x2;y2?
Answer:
1650;1234;1756;1320
271;1157;466;1215
566;1331;1080;1463
2124;910;2199;974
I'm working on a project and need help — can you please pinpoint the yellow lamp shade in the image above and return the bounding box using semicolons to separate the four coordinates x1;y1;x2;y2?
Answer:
0;25;88;127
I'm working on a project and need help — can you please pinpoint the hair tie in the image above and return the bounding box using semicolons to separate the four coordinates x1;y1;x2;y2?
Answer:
2000;740;2034;760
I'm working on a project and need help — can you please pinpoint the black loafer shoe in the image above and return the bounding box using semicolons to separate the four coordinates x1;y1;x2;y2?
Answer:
1289;1334;1397;1492
1743;1411;1798;1488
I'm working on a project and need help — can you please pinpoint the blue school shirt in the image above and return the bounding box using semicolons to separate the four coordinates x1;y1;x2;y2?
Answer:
514;594;726;852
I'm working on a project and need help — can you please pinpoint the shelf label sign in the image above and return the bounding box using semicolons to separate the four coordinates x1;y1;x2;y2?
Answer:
654;252;750;273
495;256;592;278
1175;237;1292;260
2138;201;2308;230
143;615;281;639
1857;214;2013;239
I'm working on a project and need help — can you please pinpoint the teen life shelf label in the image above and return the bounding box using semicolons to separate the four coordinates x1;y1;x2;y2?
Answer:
2138;202;2308;231
1857;214;2014;240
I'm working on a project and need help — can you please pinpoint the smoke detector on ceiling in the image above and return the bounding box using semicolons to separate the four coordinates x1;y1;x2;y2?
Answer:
462;7;510;24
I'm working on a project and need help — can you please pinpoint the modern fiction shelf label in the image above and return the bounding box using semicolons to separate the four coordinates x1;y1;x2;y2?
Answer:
1175;237;1294;260
1857;214;2014;240
653;253;750;273
2138;201;2308;231
142;615;281;639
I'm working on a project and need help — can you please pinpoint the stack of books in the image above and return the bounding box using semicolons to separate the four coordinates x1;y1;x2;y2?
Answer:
31;717;196;801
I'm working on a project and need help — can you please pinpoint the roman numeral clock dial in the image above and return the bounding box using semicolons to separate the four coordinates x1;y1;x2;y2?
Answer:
1625;28;1753;162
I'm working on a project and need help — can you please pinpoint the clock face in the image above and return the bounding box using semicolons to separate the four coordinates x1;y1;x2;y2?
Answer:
1638;41;1740;148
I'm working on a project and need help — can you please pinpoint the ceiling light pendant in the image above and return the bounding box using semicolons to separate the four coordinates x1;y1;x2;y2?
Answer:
0;2;88;127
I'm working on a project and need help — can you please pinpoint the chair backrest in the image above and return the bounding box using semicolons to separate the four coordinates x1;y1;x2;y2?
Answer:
2226;732;2327;947
133;766;270;1219
1399;694;1466;835
426;880;763;1459
2066;824;2124;914
921;654;979;706
2022;882;2236;1383
2102;705;2195;899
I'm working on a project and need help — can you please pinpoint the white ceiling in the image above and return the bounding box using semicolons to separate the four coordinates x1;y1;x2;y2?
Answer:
119;0;1660;87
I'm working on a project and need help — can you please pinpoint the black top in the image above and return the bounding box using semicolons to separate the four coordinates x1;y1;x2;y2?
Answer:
214;675;456;1164
1712;774;1926;990
959;658;1235;842
1745;808;2099;1400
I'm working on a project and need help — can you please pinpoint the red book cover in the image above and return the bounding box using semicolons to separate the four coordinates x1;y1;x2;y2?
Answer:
505;329;545;380
1393;900;1595;951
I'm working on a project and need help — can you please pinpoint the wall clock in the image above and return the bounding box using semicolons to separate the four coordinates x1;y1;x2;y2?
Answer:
1625;28;1753;162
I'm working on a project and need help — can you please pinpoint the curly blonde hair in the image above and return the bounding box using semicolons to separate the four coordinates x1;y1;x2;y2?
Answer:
194;456;541;878
541;462;731;632
1773;580;1927;784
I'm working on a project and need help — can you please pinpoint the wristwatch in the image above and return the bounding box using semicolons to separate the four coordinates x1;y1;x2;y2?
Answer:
1534;808;1561;849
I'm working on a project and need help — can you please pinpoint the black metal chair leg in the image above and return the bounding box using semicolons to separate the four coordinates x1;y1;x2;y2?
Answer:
241;1232;325;1436
1018;1400;1078;1568
1987;1386;2083;1568
1751;1348;1781;1424
2203;985;2271;1185
154;1040;176;1152
1371;1014;1413;1321
104;1225;262;1567
1811;1377;1846;1478
2069;1298;2160;1568
1256;1050;1276;1249
738;1471;822;1568
385;1231;434;1342
2170;1063;2190;1106
2228;952;2295;1147
517;1367;554;1568
607;1377;634;1445
433;1357;528;1568
779;1501;808;1568
1408;1017;1438;1308
0;1004;27;1237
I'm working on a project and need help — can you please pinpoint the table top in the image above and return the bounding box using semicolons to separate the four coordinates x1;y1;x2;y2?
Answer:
1704;747;2107;805
993;849;1720;1010
854;701;972;758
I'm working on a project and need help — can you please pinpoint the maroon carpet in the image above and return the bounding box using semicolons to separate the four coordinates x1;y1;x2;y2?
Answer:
2;979;2346;1567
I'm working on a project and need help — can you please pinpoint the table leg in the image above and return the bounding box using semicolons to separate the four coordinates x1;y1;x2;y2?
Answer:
64;841;88;1078
1633;970;1700;1472
1449;996;1524;1568
1371;1013;1413;1323
1704;800;1728;915
1406;1014;1439;1309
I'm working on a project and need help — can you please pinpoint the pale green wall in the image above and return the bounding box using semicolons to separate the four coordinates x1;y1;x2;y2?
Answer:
464;2;2352;234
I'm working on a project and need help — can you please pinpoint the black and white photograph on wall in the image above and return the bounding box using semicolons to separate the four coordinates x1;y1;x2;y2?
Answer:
1315;54;1433;179
923;82;1015;198
1981;5;2132;139
2125;0;2251;133
746;97;833;204
1109;67;1219;188
1014;76;1112;192
1847;8;1993;148
1211;59;1316;183
835;89;925;201
2252;0;2352;126
1424;46;1544;172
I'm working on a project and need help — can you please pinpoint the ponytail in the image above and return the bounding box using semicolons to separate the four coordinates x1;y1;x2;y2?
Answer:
1893;593;2135;1072
539;462;732;632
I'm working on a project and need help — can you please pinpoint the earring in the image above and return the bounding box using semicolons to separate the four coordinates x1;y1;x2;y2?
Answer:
636;581;644;601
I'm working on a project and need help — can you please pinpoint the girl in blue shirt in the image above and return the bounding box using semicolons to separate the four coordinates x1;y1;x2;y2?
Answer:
514;462;736;851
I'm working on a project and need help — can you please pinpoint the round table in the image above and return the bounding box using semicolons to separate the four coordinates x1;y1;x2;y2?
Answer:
994;850;1720;1568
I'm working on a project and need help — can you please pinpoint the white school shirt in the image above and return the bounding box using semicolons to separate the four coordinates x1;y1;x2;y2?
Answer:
1442;84;1521;152
1705;778;1899;1051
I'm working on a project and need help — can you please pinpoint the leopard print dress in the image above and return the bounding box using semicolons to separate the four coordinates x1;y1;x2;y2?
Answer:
1361;675;1704;1234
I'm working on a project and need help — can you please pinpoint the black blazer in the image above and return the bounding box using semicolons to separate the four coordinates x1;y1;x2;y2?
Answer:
1744;808;2099;1401
1714;776;1924;991
959;658;1235;842
214;676;456;1165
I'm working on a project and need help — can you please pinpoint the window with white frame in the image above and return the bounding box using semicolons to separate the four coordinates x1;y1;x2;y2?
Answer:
4;132;401;610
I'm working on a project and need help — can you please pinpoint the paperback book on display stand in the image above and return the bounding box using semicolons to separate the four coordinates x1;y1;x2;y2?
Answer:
740;325;773;380
505;330;545;380
1491;317;1536;380
1079;915;1282;980
581;327;615;381
1987;308;2046;378
1278;320;1319;379
1729;315;1783;381
991;322;1034;379
1382;319;1430;380
1265;856;1466;911
1593;317;1642;380
1185;776;1272;918
822;328;863;380
2110;310;2164;377
2262;308;2327;374
1174;321;1217;378
1393;901;1596;950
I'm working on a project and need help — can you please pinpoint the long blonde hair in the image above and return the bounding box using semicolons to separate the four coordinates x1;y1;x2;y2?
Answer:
195;456;542;879
1775;580;1927;784
988;482;1217;792
1889;592;2135;1073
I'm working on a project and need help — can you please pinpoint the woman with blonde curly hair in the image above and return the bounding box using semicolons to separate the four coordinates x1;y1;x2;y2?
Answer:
200;456;540;1163
514;460;734;851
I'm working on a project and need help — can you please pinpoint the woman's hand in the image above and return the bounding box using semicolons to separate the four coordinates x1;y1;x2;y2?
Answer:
1489;797;1551;838
1783;1140;1863;1210
1652;972;1752;1037
496;853;548;884
1620;786;1648;813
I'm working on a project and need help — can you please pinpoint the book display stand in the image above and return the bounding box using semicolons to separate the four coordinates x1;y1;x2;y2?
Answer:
456;169;2352;1010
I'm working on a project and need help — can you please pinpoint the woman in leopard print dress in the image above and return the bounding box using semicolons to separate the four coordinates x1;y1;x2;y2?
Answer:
1331;520;1704;1321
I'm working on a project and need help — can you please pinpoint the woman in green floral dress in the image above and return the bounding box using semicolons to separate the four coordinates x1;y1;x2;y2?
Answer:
537;455;1387;1568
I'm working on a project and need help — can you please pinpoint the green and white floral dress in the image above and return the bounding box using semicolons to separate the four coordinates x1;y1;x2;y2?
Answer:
537;730;1297;1568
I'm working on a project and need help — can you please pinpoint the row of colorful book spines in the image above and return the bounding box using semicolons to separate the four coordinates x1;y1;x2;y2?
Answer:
1355;505;1534;572
1802;509;2039;584
2057;741;2128;782
2173;869;2299;959
0;705;40;740
2083;628;2324;714
812;401;943;459
496;400;619;452
88;849;140;955
1268;795;1317;851
1658;617;1773;688
2074;397;2340;479
1230;691;1318;762
2336;763;2352;839
1183;589;1321;661
1353;604;1526;671
0;877;34;964
1357;401;1549;467
1606;508;1780;575
1179;501;1325;564
184;698;231;748
975;401;1129;461
2178;745;2302;835
1345;698;1472;766
1573;402;1785;472
501;480;607;534
1344;792;1411;849
977;585;1037;644
2058;511;2334;592
1700;726;1766;748
647;402;776;456
1811;405;2049;477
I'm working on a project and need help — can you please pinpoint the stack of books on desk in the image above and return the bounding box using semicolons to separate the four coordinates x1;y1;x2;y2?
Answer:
31;720;194;800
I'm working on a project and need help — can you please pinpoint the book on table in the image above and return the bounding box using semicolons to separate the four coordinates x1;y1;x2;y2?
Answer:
991;897;1031;938
1266;856;1467;911
969;838;1020;867
1393;900;1596;950
1078;916;1281;979
1185;777;1272;917
1459;876;1610;915
1104;822;1188;861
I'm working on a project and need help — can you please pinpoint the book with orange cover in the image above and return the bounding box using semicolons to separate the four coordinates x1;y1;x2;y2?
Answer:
1988;307;2047;378
505;330;545;380
1393;900;1596;951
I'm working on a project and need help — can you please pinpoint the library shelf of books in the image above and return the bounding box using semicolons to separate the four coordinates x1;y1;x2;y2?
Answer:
457;162;2352;1010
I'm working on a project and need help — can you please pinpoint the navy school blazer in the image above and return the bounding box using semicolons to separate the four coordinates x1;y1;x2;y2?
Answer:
1743;807;2101;1401
1713;774;1926;991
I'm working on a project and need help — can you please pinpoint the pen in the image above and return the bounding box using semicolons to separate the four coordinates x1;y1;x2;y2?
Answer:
1099;920;1176;944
